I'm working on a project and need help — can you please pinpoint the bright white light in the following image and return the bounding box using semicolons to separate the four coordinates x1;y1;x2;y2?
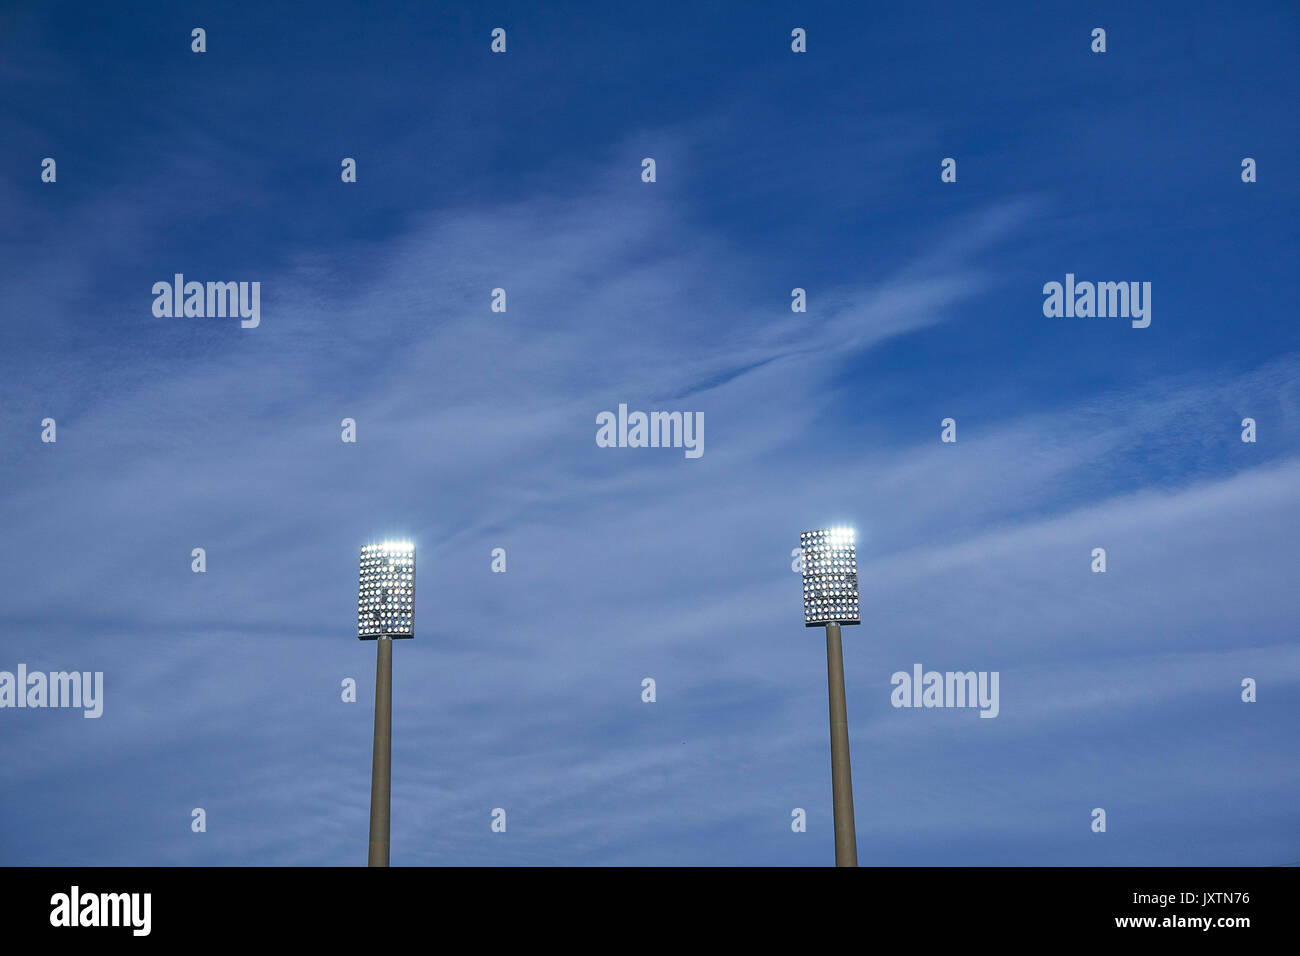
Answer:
799;527;860;626
357;541;416;639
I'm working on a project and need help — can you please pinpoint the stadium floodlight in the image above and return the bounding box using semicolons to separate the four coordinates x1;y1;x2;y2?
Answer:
800;527;860;626
356;540;416;867
799;527;860;866
357;541;416;639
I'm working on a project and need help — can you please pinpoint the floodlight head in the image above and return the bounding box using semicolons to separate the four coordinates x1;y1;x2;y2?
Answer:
800;527;860;627
357;541;416;640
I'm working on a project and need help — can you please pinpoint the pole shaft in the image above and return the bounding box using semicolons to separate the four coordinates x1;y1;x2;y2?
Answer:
368;636;392;866
825;622;858;866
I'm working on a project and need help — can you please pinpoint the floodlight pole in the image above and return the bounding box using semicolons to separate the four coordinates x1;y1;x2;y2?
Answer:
824;621;858;866
367;636;392;867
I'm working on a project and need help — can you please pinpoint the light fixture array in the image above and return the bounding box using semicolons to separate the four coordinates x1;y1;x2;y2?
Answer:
800;527;860;626
357;541;416;639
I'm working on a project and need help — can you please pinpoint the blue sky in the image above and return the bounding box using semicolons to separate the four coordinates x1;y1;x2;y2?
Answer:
1;1;1297;865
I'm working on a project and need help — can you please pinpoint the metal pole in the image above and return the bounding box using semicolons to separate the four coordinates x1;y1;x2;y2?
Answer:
368;636;392;866
825;622;858;866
